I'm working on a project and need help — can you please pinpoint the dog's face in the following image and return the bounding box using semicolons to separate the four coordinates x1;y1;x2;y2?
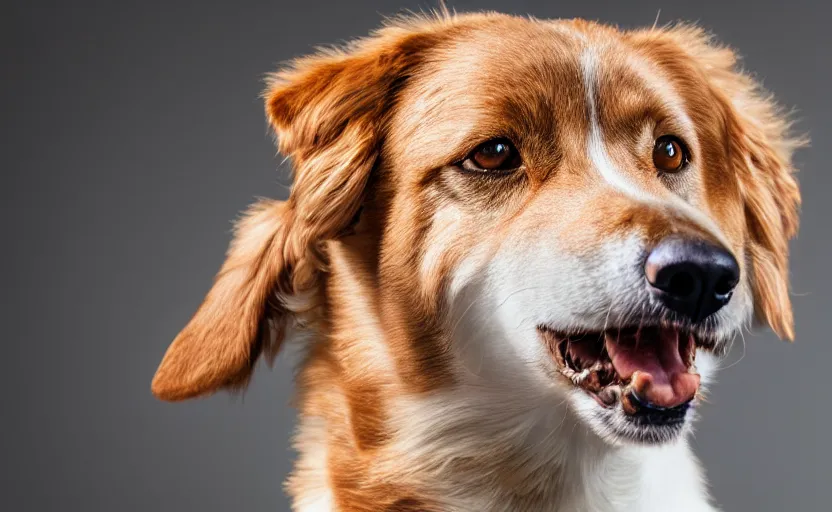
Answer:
152;14;801;447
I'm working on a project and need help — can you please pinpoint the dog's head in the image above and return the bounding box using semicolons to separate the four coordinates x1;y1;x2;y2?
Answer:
152;13;801;446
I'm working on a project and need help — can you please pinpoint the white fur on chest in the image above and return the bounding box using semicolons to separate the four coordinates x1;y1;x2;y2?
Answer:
294;386;717;512
378;388;717;512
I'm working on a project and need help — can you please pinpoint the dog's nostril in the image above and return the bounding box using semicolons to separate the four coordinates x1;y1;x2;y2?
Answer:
713;273;737;298
667;271;696;298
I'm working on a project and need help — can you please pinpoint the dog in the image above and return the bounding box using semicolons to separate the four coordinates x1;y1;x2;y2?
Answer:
152;11;802;511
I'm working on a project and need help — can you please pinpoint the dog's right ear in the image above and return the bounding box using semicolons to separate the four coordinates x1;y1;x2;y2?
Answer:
152;21;441;401
653;26;804;340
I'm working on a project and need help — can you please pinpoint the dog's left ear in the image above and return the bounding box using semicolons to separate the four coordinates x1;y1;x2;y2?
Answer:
152;21;441;401
263;23;438;262
636;26;804;340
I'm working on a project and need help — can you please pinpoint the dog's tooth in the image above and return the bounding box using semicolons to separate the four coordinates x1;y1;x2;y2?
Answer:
588;360;606;372
571;369;590;384
598;386;619;406
584;370;603;392
620;389;639;415
686;333;696;365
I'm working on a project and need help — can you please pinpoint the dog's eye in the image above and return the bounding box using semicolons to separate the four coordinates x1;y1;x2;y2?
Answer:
462;139;522;173
653;136;689;173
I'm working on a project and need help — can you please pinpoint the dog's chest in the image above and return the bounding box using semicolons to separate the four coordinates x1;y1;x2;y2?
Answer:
291;386;715;512
291;424;715;512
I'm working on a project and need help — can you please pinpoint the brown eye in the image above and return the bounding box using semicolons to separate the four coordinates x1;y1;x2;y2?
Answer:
653;136;689;173
462;138;522;173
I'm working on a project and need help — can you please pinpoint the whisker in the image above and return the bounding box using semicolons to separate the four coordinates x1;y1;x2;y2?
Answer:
720;325;748;372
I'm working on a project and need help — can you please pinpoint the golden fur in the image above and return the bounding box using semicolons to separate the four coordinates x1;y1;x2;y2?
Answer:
152;11;802;511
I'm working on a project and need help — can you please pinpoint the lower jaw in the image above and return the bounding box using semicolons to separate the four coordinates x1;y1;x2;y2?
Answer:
576;387;694;445
606;415;689;445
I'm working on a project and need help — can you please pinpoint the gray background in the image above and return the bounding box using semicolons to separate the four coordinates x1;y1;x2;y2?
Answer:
2;1;827;510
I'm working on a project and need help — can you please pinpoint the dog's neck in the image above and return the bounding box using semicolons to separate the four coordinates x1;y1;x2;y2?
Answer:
370;385;711;511
287;241;714;511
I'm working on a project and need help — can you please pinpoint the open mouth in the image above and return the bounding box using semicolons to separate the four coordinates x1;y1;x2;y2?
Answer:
539;325;714;418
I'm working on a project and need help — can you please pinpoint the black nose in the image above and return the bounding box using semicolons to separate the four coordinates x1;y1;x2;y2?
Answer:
644;237;740;322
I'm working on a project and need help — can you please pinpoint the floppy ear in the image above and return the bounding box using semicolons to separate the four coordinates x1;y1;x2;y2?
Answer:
659;26;804;340
151;22;437;401
151;200;295;400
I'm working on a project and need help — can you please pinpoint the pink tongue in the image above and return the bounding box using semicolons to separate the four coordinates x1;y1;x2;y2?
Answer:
605;329;700;408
